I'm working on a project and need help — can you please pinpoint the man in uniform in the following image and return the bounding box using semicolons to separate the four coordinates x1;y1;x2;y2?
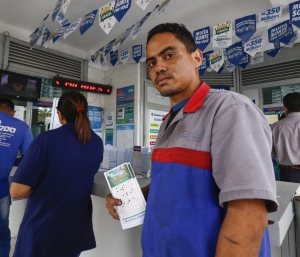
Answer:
106;23;278;257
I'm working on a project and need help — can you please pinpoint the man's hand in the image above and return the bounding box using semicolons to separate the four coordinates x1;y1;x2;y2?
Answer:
105;193;122;220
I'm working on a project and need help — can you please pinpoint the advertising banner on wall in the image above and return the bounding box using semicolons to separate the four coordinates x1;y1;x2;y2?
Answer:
148;109;167;147
213;21;232;48
209;50;224;72
110;50;118;66
116;85;134;124
235;14;256;42
80;9;98;35
105;128;114;145
226;41;244;66
290;1;300;28
99;1;117;34
194;26;210;51
88;106;103;138
120;48;129;63
132;45;142;63
251;52;264;65
268;20;289;43
259;6;282;22
267;42;281;57
114;0;131;22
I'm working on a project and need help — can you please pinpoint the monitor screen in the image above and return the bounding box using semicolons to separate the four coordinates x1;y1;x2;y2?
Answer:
0;70;41;101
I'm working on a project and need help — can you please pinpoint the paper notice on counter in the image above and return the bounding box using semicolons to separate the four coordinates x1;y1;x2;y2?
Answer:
104;163;146;229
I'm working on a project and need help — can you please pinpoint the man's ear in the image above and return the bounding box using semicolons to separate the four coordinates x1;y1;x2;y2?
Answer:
193;49;203;68
10;110;15;117
284;106;289;116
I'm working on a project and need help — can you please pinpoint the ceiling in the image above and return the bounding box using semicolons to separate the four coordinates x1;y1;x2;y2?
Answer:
0;0;296;55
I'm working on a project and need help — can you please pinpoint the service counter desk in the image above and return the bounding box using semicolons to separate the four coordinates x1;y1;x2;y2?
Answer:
268;181;300;257
9;170;300;257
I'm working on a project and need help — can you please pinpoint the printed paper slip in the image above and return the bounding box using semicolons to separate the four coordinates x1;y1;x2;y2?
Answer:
104;163;146;229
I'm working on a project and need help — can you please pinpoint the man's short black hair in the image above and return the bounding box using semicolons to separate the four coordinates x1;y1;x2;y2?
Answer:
146;23;197;54
0;98;14;111
283;92;300;112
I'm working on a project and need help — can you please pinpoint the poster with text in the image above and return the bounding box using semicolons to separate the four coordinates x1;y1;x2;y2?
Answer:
88;106;102;137
116;85;134;124
148;109;167;147
105;128;114;145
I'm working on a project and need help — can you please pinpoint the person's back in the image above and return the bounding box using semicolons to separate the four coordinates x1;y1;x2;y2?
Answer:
0;98;33;257
272;92;300;182
10;92;104;257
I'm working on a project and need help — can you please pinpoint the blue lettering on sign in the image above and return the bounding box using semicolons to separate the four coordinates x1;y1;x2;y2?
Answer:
290;1;300;29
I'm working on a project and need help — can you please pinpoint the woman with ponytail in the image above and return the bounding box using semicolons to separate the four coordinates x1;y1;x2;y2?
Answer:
10;92;103;257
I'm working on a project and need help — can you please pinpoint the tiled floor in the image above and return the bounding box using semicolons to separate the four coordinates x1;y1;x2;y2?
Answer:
9;237;17;257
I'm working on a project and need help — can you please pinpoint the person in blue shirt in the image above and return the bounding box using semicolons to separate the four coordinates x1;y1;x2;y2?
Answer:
10;92;104;257
0;98;34;257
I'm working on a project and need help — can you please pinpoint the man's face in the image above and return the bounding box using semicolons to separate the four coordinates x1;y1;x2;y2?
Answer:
146;32;202;102
12;82;24;92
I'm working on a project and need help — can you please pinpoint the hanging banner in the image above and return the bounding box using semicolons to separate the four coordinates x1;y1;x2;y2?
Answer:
226;61;236;72
64;17;82;39
285;30;298;48
29;31;41;49
226;41;244;66
280;23;294;45
100;51;108;66
268;20;289;43
38;20;46;37
259;6;282;22
41;27;50;47
198;53;207;76
121;24;134;44
94;50;100;63
120;48;129;63
218;64;224;74
29;28;39;39
104;39;116;57
244;32;263;57
52;0;63;21
135;0;151;10
251;52;264;65
239;53;249;69
112;33;123;51
267;42;280;58
290;1;300;28
80;9;98;35
213;21;232;48
133;45;142;63
56;11;70;26
99;1;117;35
209;51;224;72
132;12;151;40
114;0;131;22
62;0;71;14
156;0;170;17
53;23;70;43
206;50;213;72
194;26;210;51
235;14;256;42
110;50;118;66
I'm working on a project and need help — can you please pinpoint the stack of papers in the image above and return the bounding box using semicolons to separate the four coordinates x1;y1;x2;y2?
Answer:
141;147;151;178
109;147;118;169
102;144;114;169
116;146;126;166
104;163;146;229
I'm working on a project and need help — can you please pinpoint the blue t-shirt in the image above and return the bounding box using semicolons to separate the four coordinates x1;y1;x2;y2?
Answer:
12;123;104;257
0;112;33;199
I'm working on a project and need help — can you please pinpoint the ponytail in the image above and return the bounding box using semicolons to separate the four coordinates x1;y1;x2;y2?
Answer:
75;108;91;144
57;92;92;144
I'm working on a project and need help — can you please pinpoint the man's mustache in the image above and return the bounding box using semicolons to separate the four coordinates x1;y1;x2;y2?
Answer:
155;72;174;84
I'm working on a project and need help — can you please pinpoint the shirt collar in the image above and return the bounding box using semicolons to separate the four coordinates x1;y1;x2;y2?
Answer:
162;82;211;120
